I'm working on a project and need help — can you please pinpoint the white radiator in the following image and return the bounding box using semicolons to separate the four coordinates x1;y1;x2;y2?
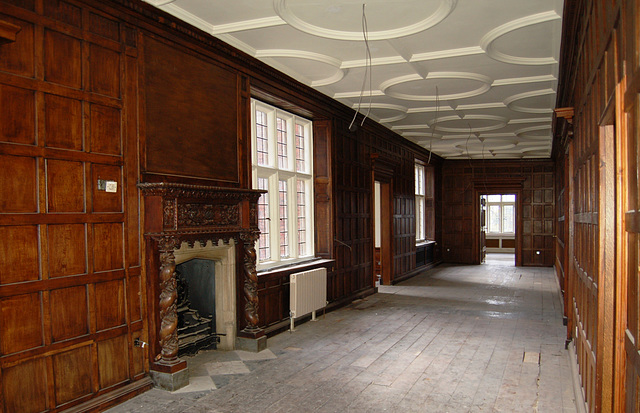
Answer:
290;267;327;331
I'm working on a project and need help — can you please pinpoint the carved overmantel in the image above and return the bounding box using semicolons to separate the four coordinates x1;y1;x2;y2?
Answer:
139;182;264;380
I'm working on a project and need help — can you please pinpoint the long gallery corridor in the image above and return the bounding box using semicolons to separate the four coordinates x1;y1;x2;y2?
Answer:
109;256;577;412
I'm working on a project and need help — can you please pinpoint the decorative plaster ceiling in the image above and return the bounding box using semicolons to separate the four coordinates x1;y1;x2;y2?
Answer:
144;0;564;159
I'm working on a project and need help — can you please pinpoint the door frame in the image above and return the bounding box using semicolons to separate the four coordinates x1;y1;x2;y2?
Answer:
472;178;525;266
371;154;394;285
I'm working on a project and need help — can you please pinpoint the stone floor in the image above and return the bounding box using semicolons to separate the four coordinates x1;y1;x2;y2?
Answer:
108;254;577;412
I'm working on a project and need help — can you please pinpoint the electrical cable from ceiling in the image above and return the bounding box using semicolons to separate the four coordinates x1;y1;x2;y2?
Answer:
427;85;438;165
348;4;372;132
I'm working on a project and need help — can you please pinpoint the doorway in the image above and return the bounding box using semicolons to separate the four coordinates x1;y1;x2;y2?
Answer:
474;183;522;266
374;179;392;285
481;193;516;266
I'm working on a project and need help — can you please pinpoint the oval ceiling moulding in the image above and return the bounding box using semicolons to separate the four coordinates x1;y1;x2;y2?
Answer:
273;0;457;41
480;11;560;65
381;72;492;101
504;89;556;114
255;49;345;87
351;103;408;123
431;114;508;133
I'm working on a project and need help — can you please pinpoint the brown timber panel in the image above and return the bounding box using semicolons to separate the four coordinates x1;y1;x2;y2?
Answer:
393;151;416;278
0;1;144;411
555;2;626;410
572;95;600;412
143;36;240;184
331;125;373;299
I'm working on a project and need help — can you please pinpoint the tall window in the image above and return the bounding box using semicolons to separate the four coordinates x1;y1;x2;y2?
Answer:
485;194;516;233
415;163;425;242
251;100;314;269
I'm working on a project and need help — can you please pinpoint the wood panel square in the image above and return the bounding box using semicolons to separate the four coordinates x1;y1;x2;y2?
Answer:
93;223;123;272
47;159;84;213
50;286;88;342
95;279;125;331
533;220;543;234
97;335;128;389
45;94;82;150
52;346;93;405
0;154;37;213
48;224;86;277
0;84;35;144
0;15;34;77
533;189;543;203
533;205;543;219
89;12;120;42
92;164;122;213
90;104;121;155
0;293;43;354
89;44;120;98
44;29;81;89
2;358;48;413
0;225;39;284
43;0;82;27
502;239;516;248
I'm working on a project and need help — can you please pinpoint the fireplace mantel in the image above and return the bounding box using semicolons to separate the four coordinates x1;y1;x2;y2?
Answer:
139;182;265;390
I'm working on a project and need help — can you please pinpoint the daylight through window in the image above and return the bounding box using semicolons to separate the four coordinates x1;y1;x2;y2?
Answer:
251;100;314;269
485;194;516;234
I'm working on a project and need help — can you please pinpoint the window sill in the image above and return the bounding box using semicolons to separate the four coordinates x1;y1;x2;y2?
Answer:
257;258;334;278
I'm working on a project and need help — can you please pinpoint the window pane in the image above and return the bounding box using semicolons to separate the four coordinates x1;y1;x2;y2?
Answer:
487;194;501;203
488;205;501;232
502;194;516;202
257;178;270;261
279;180;289;258
415;165;424;195
502;205;514;233
416;196;425;240
256;110;269;166
277;117;288;169
295;124;305;173
297;179;306;256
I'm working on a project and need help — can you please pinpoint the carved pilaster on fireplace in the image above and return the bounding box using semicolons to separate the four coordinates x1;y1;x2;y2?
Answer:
239;231;263;337
155;235;181;364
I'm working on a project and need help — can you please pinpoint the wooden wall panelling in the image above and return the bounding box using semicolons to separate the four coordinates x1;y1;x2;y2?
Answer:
441;160;554;266
553;1;635;409
331;124;373;299
142;35;240;185
0;1;149;411
554;107;575;344
0;0;446;392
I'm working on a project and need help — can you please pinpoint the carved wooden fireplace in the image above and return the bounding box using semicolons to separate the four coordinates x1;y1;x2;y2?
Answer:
139;183;265;390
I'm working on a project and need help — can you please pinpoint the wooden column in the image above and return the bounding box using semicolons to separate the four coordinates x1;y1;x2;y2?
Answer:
239;231;262;335
154;235;181;364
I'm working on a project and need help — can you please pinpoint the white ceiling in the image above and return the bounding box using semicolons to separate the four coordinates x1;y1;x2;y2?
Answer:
144;0;564;159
